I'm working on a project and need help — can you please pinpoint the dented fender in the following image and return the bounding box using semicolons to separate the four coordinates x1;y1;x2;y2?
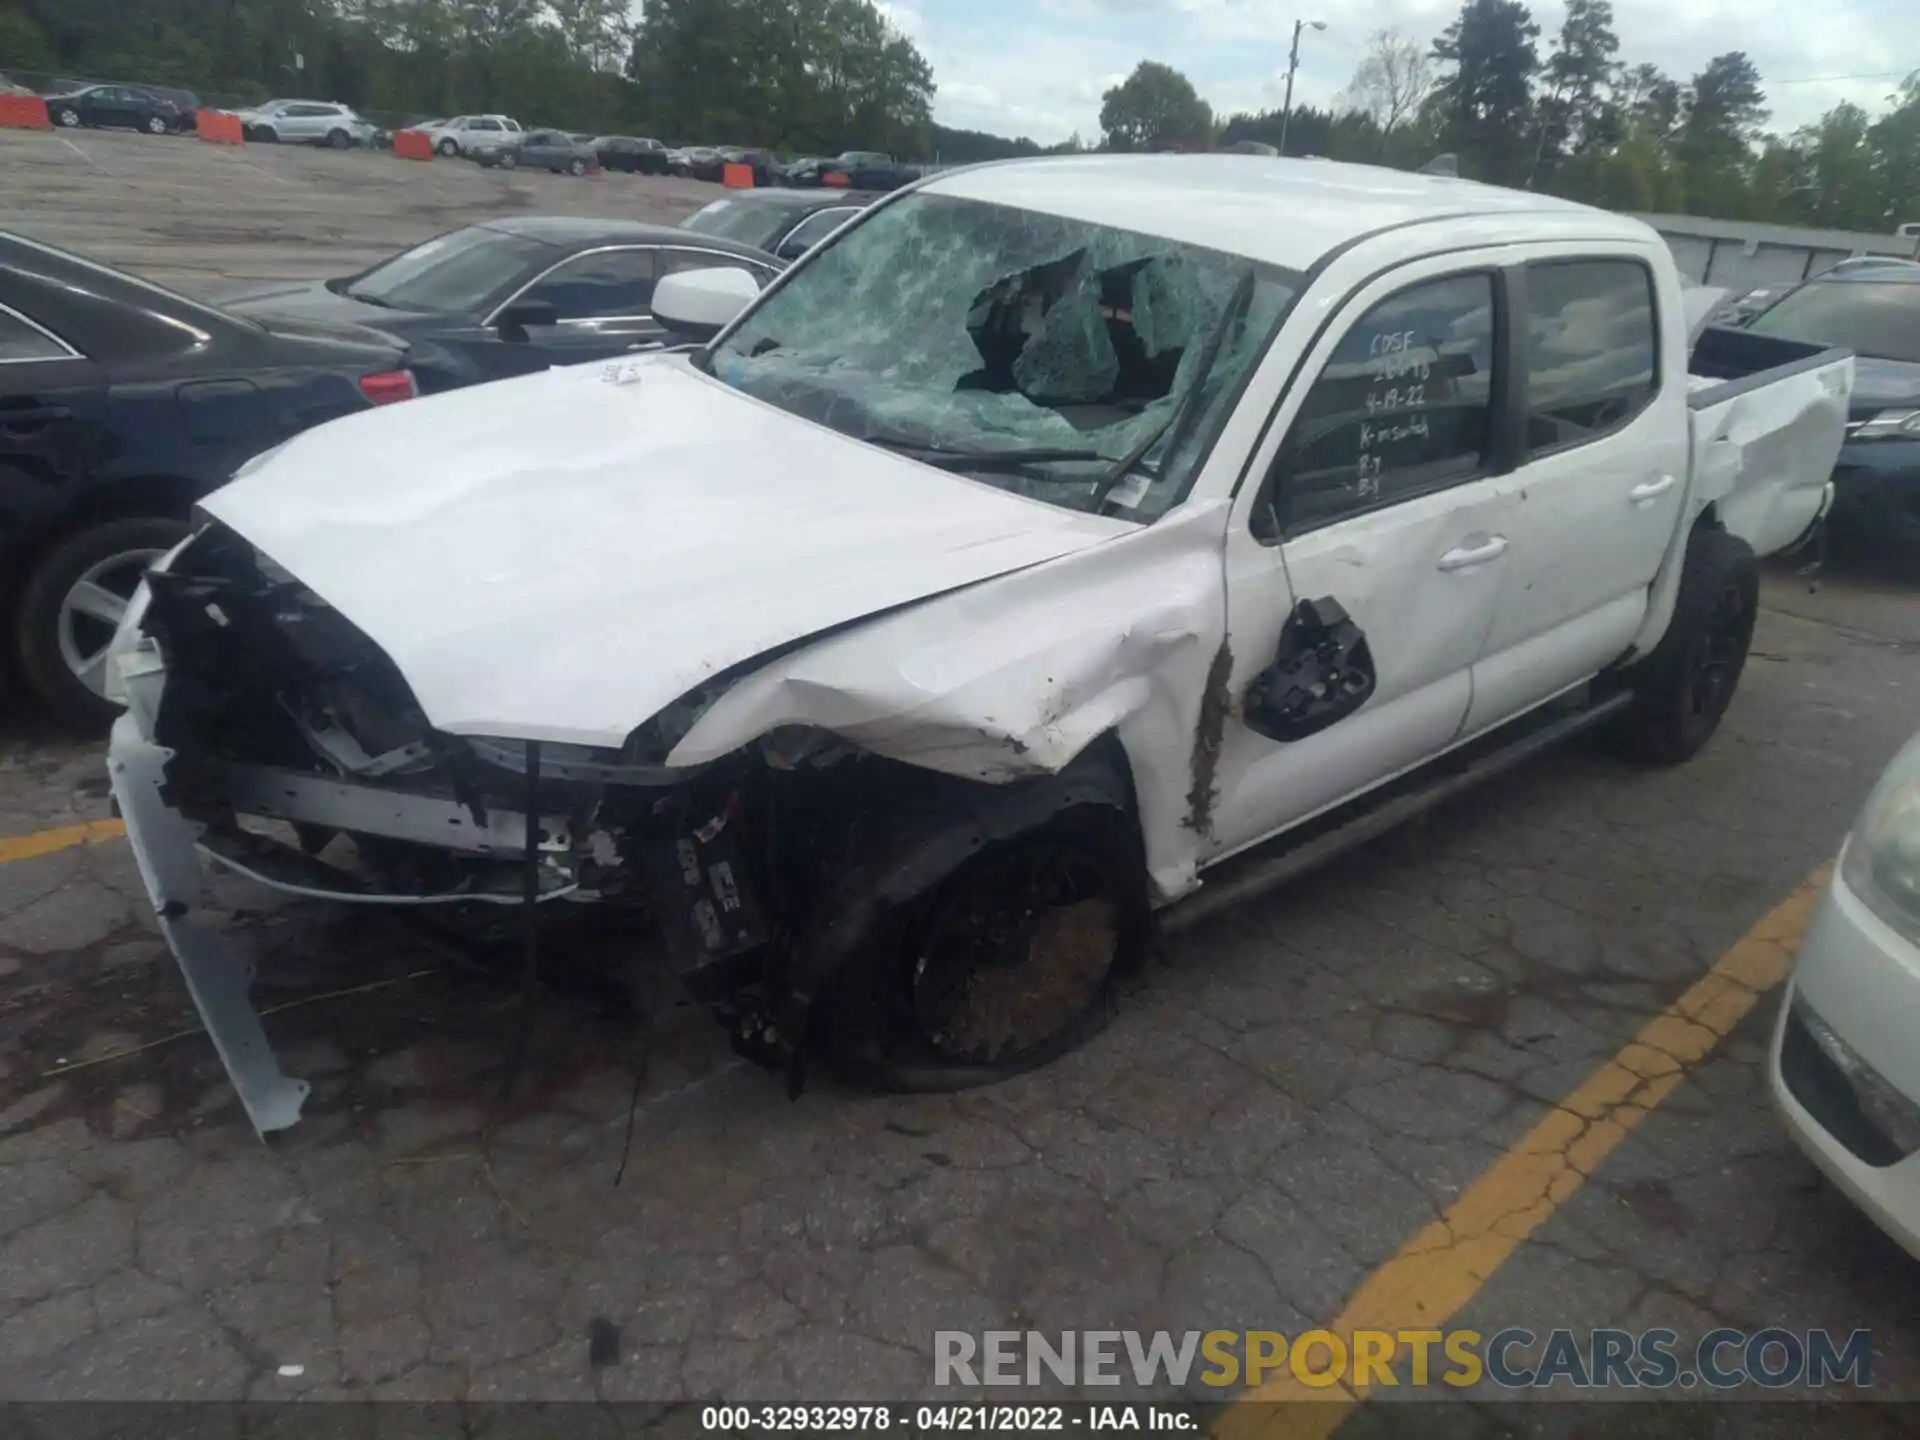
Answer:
668;501;1234;902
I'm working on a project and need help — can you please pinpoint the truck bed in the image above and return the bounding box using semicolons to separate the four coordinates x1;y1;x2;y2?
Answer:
1688;325;1853;557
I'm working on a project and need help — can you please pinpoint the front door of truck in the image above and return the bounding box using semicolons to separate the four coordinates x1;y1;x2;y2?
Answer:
1207;260;1520;863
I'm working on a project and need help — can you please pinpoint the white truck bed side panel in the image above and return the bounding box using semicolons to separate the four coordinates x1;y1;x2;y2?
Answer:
1687;352;1853;558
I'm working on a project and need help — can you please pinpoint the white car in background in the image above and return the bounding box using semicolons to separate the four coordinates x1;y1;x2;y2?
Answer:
1774;731;1920;1254
235;99;376;148
422;114;522;157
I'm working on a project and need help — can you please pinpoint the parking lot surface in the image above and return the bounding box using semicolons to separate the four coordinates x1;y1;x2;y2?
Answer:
3;125;1920;1422
0;127;717;298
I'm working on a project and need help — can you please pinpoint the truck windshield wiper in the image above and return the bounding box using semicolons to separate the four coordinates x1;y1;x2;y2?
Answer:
1090;268;1259;511
866;437;1113;473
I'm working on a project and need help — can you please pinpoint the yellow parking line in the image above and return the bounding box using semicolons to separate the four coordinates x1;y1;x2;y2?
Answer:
1215;865;1830;1440
0;818;126;866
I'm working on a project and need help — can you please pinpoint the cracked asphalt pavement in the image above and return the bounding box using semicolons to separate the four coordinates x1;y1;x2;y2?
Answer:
3;127;1920;1418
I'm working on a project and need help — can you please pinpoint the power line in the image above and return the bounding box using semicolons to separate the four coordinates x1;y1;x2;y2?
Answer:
1762;70;1913;86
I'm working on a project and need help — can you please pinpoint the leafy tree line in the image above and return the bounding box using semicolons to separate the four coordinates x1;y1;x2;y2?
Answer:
1101;4;1920;231
0;0;934;153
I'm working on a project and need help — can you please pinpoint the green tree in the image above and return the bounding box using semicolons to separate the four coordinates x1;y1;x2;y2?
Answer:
1870;73;1920;231
1676;51;1767;217
0;7;58;70
1525;0;1618;186
1794;102;1881;228
1427;0;1540;187
1099;60;1212;152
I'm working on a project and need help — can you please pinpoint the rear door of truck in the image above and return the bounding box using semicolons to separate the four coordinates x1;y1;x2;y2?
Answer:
1686;326;1853;557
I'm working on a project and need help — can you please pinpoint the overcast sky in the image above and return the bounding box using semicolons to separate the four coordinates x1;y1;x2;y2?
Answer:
877;0;1912;146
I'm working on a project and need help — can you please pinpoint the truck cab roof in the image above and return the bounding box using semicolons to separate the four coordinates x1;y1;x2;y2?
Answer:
920;154;1650;273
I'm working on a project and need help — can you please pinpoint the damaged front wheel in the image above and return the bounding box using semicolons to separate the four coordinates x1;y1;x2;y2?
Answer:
815;803;1148;1091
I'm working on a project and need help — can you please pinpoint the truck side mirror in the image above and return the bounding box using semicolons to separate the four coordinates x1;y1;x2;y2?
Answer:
1244;596;1376;742
651;266;760;341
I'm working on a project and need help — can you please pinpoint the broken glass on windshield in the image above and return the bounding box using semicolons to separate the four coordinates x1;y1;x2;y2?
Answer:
709;193;1300;518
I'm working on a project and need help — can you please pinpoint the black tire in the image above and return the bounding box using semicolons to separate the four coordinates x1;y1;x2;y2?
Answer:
437;137;457;156
567;157;586;176
1604;526;1759;765
254;125;277;142
14;516;190;729
809;785;1148;1092
56;107;80;128
327;128;350;149
145;115;167;135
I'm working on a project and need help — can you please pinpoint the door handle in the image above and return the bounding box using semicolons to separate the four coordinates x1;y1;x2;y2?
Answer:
1629;474;1678;503
0;403;72;430
1436;535;1509;571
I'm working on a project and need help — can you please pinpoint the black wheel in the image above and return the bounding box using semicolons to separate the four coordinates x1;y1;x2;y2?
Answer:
254;125;277;142
56;107;80;128
327;127;350;148
13;516;189;729
567;157;586;176
145;115;167;135
497;150;516;169
437;137;457;156
812;801;1147;1090
1604;526;1759;765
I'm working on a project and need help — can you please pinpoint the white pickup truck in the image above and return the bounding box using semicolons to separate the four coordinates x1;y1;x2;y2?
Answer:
103;156;1853;1133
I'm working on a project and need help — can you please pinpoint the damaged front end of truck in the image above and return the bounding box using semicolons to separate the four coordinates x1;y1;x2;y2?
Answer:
106;521;1169;1136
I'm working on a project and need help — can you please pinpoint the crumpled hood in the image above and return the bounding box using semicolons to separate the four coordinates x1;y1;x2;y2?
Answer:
202;358;1129;745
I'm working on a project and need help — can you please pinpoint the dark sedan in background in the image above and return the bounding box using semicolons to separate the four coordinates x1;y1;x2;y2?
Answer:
0;232;420;723
1745;265;1920;549
784;150;922;191
44;83;190;135
681;188;879;262
596;136;671;173
220;217;784;389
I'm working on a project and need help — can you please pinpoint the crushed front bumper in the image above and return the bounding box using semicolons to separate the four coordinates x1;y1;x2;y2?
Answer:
110;711;315;1135
107;666;585;1137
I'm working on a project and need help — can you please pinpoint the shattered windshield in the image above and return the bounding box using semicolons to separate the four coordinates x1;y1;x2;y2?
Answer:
708;194;1300;519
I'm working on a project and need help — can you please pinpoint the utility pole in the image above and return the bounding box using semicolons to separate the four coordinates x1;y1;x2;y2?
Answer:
1278;18;1326;156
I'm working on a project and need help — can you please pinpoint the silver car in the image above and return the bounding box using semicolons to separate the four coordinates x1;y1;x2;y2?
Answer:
238;99;376;148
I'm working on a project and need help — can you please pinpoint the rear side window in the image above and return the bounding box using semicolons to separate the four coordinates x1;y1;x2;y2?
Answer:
523;249;658;318
1524;259;1657;453
1263;272;1498;537
0;306;75;363
780;207;858;255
